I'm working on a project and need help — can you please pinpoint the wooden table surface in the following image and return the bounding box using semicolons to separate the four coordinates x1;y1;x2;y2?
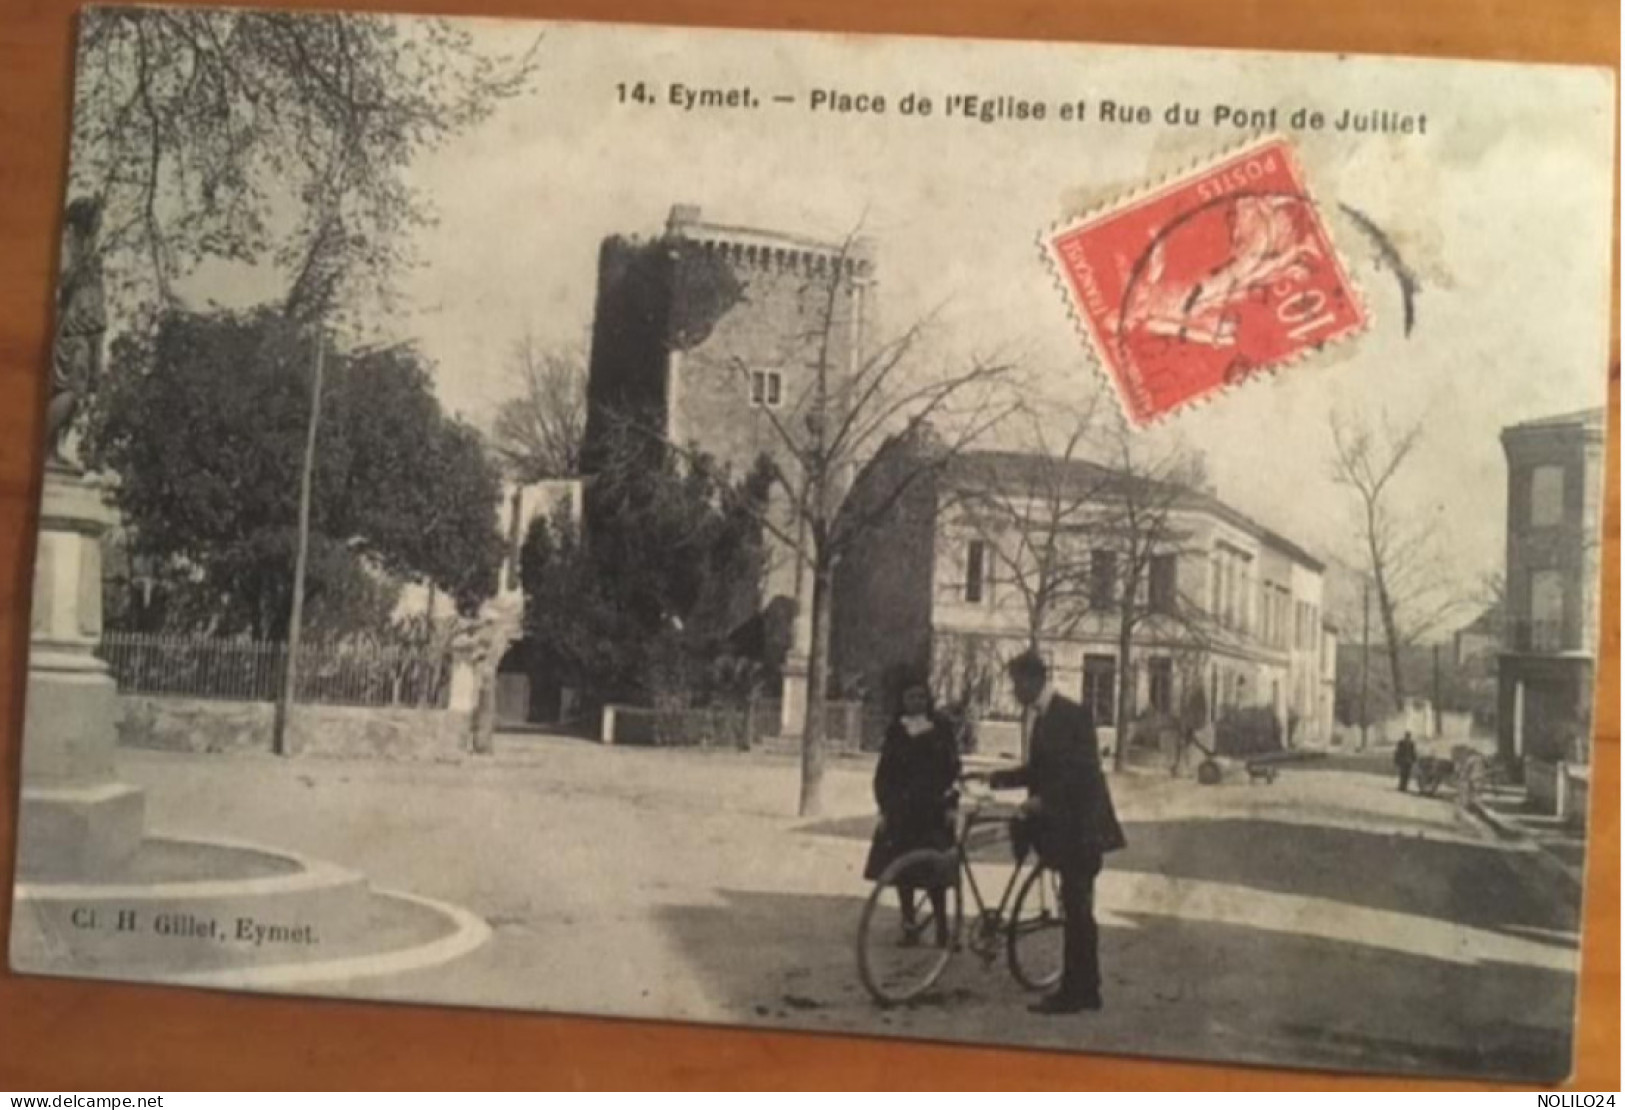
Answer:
0;0;1617;1091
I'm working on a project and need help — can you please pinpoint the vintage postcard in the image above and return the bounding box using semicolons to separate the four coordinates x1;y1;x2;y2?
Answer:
9;7;1614;1082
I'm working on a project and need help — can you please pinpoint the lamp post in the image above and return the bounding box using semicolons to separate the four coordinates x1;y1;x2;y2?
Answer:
272;327;326;757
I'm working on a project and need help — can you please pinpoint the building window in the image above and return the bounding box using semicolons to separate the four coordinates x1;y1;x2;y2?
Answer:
1219;556;1231;626
1149;657;1173;715
1529;464;1565;528
1149;554;1177;614
1530;568;1565;651
749;370;783;408
964;540;986;604
1089;550;1117;609
1082;654;1117;725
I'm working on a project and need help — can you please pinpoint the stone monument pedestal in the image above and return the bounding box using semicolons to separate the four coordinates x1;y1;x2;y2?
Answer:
12;473;492;983
17;467;144;879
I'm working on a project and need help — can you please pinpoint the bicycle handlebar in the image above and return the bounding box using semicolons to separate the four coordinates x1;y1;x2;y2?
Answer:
953;783;1002;810
957;769;1005;787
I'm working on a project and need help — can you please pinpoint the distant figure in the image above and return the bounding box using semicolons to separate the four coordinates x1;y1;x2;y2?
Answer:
1394;732;1418;793
989;650;1126;1015
863;679;961;947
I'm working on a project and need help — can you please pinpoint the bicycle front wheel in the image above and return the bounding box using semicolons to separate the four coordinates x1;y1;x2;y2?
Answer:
1007;864;1065;992
856;849;960;1005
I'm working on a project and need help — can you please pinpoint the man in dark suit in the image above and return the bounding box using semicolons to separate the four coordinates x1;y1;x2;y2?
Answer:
989;650;1126;1014
1394;732;1418;792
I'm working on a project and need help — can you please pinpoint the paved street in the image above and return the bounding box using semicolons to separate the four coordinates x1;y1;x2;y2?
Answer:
114;736;1584;1081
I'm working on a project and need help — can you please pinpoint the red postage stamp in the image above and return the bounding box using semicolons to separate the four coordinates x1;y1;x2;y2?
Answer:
1045;135;1368;425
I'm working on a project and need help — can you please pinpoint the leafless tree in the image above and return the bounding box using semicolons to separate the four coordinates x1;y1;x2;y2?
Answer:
918;388;1213;767
715;232;1015;815
942;397;1115;759
1092;425;1214;771
491;334;586;481
929;631;1000;748
606;227;1013;813
1476;571;1507;639
950;398;1111;655
1330;409;1461;711
69;8;539;327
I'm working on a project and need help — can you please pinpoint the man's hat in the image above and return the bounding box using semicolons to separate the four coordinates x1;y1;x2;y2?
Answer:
1006;649;1048;681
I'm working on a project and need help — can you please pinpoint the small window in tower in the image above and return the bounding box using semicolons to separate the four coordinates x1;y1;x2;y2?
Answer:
750;370;784;408
1529;464;1565;528
1529;568;1566;651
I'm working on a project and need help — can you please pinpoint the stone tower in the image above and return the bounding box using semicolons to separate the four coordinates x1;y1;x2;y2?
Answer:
583;205;877;735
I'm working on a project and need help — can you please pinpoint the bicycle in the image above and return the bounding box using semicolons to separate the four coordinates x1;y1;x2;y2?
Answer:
855;774;1065;1005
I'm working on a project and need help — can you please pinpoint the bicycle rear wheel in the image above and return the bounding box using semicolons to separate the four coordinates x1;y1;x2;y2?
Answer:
1007;864;1065;992
856;849;960;1005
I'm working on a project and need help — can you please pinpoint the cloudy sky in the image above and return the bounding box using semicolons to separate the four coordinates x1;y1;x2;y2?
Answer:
200;18;1621;607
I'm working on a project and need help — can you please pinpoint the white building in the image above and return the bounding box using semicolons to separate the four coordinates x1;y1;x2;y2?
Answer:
496;477;584;601
835;449;1337;750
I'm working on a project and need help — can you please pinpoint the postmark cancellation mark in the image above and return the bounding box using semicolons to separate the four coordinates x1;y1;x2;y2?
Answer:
1045;135;1369;425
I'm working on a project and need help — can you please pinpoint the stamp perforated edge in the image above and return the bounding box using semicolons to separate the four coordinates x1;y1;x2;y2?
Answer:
1039;132;1374;428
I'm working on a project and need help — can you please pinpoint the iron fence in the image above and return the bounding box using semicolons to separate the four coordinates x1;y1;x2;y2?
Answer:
98;632;453;708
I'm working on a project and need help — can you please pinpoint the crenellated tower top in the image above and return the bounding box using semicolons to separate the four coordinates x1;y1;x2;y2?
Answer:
665;204;877;280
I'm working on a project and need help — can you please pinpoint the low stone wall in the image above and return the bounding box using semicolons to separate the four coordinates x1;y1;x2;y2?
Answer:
599;700;883;752
1522;757;1593;826
116;694;473;761
1525;757;1560;814
1564;764;1589;829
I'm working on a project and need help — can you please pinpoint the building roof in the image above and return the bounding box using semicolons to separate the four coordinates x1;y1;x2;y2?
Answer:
1501;406;1607;449
1456;604;1503;637
664;204;876;267
1504;406;1606;432
1189;490;1325;573
943;448;1325;573
944;448;1117;493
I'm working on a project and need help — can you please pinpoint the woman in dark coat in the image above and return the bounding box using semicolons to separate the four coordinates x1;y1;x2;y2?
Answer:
863;680;962;945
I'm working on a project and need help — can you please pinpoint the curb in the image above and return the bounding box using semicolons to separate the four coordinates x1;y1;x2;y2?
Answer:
1465;796;1527;842
1468;797;1585;897
169;887;492;990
